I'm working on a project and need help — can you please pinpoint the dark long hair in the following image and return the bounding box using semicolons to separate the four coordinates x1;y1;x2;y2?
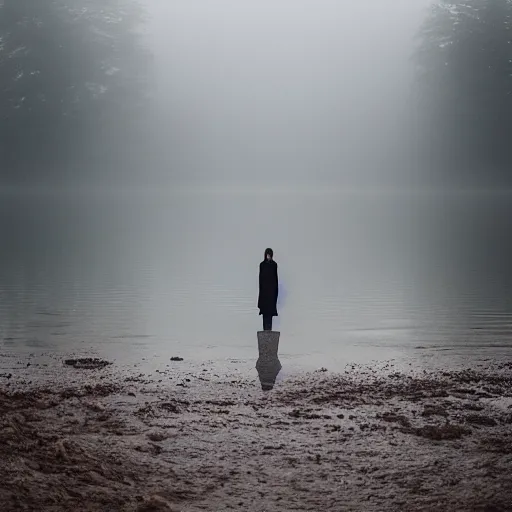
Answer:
264;248;274;260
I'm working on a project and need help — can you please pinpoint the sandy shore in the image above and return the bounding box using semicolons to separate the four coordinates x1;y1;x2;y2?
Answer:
1;353;511;512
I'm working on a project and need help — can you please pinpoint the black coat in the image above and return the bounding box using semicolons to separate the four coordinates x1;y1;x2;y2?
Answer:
258;260;278;316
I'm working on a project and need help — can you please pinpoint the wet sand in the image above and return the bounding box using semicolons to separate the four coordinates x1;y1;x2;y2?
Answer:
1;353;511;511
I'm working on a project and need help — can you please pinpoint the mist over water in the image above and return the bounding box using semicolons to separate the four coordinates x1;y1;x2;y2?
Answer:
1;188;512;371
2;1;512;369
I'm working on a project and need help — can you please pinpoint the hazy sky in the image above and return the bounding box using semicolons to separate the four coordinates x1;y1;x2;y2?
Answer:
142;0;433;188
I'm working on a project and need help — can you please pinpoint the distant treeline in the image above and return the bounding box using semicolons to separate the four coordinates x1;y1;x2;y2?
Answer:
0;0;151;184
1;1;512;186
412;0;512;185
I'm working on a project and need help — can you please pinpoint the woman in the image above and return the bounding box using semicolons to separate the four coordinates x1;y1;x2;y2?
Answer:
258;248;278;331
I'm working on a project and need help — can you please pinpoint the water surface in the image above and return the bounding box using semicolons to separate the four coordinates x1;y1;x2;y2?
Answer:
1;189;512;370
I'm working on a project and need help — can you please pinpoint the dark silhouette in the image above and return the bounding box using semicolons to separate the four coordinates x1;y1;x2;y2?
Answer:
258;248;278;331
412;0;512;186
0;0;150;185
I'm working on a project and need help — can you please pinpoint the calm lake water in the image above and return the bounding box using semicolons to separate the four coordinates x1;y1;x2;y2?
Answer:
1;189;512;371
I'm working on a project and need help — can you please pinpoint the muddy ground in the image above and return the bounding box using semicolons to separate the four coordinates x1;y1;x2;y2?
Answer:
1;354;511;512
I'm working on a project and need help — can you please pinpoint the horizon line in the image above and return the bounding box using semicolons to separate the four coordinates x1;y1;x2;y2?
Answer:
3;184;512;196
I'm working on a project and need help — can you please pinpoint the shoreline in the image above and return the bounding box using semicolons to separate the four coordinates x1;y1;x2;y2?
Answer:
1;354;511;511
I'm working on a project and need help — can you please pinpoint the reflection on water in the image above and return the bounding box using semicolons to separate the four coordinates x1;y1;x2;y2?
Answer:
1;189;512;368
256;331;282;391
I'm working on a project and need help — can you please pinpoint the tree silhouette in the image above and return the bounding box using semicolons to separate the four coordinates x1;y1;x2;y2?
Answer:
413;0;512;185
0;0;151;184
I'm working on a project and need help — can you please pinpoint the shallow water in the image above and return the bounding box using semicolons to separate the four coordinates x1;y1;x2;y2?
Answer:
1;188;512;370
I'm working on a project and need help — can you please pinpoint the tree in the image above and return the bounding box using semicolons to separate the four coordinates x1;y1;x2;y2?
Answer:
0;0;151;185
412;0;512;185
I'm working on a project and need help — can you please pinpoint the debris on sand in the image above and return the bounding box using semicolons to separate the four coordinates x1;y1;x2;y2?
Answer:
136;495;177;512
170;357;184;361
64;358;112;369
465;414;498;427
377;411;411;428
480;436;512;454
1;356;512;511
405;423;472;440
421;404;449;417
59;383;119;399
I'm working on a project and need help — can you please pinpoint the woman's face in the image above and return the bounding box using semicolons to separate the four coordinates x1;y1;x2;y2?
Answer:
266;253;272;260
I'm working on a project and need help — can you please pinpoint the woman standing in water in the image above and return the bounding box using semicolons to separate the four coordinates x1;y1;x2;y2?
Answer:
258;248;279;331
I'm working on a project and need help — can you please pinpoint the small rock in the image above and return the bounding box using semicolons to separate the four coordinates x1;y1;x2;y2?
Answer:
170;357;184;362
86;401;105;412
147;431;169;442
55;440;68;460
136;495;177;511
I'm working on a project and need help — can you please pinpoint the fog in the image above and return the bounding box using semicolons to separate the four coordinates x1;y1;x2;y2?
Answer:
3;8;512;509
143;0;432;189
3;0;510;188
